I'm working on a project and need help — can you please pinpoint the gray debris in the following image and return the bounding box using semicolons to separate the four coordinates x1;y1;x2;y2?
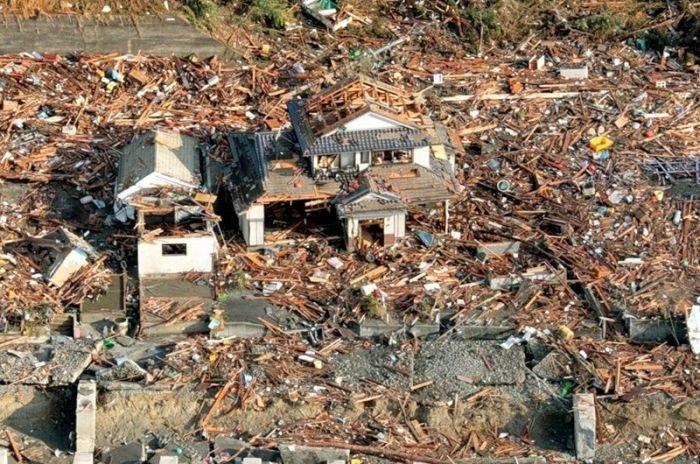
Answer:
278;444;349;464
414;340;527;399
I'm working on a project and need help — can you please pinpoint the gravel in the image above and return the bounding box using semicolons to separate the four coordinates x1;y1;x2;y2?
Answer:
414;339;527;400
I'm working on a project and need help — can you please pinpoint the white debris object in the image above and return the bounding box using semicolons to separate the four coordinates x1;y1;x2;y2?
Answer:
361;283;378;296
688;305;700;355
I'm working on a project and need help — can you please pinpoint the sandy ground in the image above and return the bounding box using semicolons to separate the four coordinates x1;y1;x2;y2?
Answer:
2;341;700;463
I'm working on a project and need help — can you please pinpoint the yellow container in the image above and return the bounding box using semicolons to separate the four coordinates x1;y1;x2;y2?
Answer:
589;136;613;153
558;325;574;340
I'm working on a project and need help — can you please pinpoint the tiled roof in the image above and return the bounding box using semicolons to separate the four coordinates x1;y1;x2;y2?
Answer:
225;130;341;206
288;101;432;157
335;174;407;217
288;75;431;157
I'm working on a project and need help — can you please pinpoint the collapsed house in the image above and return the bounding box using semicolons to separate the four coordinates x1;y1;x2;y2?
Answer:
223;75;462;250
114;129;219;276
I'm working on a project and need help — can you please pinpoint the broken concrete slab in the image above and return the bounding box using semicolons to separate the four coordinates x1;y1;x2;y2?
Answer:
213;436;249;455
0;338;95;385
0;448;7;464
489;265;565;290
626;315;688;344
279;444;349;464
532;350;570;380
455;325;515;340
573;393;596;461
560;65;589;79
50;339;96;385
149;455;179;464
219;322;267;338
75;380;97;454
348;320;439;338
476;241;520;261
107;442;146;464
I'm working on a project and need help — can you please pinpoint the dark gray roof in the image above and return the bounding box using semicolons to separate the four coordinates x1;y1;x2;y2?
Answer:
288;98;430;156
308;128;430;156
335;179;407;218
225;132;266;209
225;130;342;206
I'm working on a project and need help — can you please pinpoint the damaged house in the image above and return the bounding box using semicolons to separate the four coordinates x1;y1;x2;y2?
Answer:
114;129;221;335
223;75;462;250
114;129;219;276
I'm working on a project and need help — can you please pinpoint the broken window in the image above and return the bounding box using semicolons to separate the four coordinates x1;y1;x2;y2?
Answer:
361;151;370;164
162;243;187;256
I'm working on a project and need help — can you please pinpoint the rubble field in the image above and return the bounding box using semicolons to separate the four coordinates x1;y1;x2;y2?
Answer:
0;2;700;464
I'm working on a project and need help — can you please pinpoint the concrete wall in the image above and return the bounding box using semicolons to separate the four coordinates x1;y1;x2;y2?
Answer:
344;212;404;249
413;146;431;169
137;234;217;275
239;204;265;246
383;213;405;245
75;380;97;455
0;16;231;57
326;111;410;133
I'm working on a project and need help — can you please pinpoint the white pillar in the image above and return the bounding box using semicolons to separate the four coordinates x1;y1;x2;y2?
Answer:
573;393;596;461
75;380;97;455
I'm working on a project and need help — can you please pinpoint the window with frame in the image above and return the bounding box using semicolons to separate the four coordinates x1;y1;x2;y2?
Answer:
162;243;187;256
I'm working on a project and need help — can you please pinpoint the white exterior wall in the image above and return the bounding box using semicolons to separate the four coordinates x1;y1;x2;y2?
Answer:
137;234;217;276
356;151;371;171
346;217;360;240
413;146;431;169
326;111;411;134
239;204;265;246
384;213;406;238
116;172;197;205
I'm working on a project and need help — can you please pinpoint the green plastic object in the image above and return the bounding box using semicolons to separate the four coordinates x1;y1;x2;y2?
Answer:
103;338;115;350
319;0;337;9
560;379;574;397
350;49;362;58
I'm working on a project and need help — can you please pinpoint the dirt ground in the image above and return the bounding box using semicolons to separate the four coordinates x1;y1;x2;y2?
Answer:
0;386;74;463
2;339;700;462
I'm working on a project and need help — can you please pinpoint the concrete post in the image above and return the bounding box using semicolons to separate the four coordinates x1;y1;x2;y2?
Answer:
75;380;97;454
573;393;596;461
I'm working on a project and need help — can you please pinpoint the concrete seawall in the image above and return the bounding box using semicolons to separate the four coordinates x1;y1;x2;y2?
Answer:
0;15;230;57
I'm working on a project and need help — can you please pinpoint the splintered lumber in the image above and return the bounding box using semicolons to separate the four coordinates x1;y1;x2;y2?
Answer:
350;265;389;286
5;429;22;464
201;369;243;427
410;379;433;391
